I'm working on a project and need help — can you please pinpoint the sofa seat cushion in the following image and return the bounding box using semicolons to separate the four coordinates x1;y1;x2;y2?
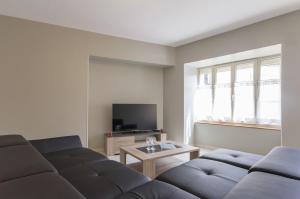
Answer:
44;148;107;170
250;146;300;180
157;158;247;199
59;160;149;199
224;172;300;199
0;172;85;199
0;135;28;147
201;148;263;169
0;144;56;182
116;180;200;199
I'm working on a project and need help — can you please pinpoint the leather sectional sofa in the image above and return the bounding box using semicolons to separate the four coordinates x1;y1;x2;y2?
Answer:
0;134;84;199
1;134;300;199
158;147;300;199
0;134;198;199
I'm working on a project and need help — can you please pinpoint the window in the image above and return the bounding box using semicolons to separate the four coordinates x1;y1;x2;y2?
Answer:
194;68;213;121
257;57;281;125
233;62;255;122
194;55;281;128
213;66;231;121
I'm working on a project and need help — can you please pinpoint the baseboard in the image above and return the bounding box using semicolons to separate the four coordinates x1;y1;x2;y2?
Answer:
193;144;219;150
90;147;105;155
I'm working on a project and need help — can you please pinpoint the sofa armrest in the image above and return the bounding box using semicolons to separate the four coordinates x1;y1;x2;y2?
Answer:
30;135;82;154
249;146;300;180
0;134;28;147
224;172;300;199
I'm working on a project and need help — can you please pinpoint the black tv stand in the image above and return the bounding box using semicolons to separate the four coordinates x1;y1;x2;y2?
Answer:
114;130;160;134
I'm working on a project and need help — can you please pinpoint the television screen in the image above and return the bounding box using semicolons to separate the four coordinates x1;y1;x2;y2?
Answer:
112;104;157;132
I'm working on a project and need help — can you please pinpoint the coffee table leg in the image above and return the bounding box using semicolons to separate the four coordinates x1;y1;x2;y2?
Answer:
143;159;156;179
190;150;199;160
120;149;126;165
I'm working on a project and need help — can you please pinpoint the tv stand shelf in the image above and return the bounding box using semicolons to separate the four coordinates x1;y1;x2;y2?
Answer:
105;132;167;156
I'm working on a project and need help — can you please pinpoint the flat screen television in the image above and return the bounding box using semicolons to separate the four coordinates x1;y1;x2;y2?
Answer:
112;104;157;133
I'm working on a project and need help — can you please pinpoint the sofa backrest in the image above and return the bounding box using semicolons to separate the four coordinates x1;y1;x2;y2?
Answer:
0;134;28;147
224;146;300;199
30;135;82;154
0;137;56;182
0;134;85;199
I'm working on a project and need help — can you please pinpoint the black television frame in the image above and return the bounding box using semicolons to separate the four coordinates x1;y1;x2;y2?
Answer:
112;104;157;133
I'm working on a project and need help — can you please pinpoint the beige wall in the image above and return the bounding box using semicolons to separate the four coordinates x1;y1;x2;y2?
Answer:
195;124;281;154
88;59;164;151
164;10;300;151
0;15;174;146
2;10;300;151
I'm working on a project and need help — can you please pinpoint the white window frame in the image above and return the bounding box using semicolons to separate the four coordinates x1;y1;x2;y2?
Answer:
196;54;281;130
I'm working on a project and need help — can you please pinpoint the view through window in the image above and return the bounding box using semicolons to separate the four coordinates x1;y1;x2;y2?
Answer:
194;55;281;127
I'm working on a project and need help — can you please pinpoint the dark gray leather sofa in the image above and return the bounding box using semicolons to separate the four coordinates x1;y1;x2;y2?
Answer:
158;146;300;199
0;134;85;199
2;134;300;199
0;134;198;199
223;147;300;199
157;158;248;199
30;135;198;199
157;148;262;199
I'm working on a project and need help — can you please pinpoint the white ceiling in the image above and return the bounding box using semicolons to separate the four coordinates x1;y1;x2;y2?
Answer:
0;0;300;47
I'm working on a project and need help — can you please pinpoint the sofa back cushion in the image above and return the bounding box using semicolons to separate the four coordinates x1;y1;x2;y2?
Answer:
43;148;107;170
249;146;300;180
0;144;56;182
0;173;85;199
30;135;82;154
0;134;85;199
0;135;57;182
0;134;28;147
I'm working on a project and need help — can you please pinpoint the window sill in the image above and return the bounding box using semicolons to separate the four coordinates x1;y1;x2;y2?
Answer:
195;120;281;131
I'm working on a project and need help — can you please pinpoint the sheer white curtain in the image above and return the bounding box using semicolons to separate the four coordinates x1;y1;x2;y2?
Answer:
194;56;281;126
233;63;255;123
213;66;231;121
257;57;281;125
194;69;213;121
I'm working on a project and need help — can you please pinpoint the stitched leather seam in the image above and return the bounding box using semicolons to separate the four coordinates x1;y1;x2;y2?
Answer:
200;156;249;169
0;170;55;183
0;142;28;149
182;165;240;183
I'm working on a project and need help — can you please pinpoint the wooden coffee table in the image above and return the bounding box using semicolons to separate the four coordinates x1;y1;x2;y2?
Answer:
120;141;199;179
